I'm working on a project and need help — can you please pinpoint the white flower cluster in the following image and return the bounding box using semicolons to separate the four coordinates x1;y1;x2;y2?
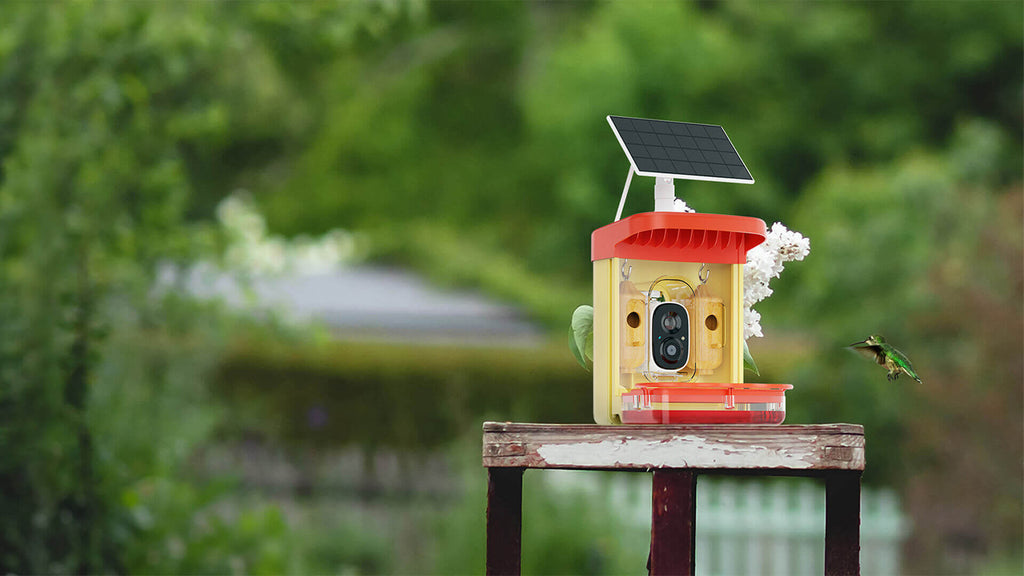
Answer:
743;222;810;340
216;191;359;276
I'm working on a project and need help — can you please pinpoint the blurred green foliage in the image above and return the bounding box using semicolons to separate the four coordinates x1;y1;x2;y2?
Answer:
262;1;1021;286
434;465;651;575
0;1;407;572
768;119;1022;569
0;1;223;570
0;0;1020;574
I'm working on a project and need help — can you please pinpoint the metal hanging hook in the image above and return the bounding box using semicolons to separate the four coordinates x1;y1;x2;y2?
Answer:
698;263;711;284
621;259;632;280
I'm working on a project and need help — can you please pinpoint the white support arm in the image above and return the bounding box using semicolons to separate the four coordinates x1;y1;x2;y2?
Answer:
614;166;635;222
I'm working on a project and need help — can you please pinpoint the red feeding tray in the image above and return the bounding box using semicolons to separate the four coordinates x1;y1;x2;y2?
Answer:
620;382;792;424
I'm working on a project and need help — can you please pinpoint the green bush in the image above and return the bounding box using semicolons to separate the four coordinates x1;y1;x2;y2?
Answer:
215;336;592;451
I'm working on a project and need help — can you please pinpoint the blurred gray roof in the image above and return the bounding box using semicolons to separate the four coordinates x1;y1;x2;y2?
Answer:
177;264;545;347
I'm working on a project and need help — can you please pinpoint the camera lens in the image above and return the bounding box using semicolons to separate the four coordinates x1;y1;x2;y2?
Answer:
659;337;682;364
660;310;683;333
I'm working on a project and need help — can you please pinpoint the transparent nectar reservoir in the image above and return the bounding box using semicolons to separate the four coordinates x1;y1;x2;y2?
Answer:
591;212;792;425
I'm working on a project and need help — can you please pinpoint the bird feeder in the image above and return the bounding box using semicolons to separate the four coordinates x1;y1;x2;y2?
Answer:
592;116;792;425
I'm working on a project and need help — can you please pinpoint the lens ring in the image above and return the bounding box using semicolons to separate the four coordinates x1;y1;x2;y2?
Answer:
660;310;681;333
659;337;682;364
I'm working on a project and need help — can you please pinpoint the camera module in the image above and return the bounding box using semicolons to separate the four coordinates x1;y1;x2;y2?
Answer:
650;302;689;371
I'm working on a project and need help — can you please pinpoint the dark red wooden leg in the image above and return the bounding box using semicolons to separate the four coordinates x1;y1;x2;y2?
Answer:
650;469;697;576
825;471;861;575
486;467;524;575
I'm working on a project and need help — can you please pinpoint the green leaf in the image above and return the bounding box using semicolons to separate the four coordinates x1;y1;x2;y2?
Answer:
568;325;587;370
743;339;760;377
569;305;594;371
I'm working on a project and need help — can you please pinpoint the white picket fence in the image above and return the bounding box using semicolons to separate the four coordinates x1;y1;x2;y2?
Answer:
543;471;909;576
695;478;907;576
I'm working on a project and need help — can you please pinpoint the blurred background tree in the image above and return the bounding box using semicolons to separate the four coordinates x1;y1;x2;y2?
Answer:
0;1;1019;574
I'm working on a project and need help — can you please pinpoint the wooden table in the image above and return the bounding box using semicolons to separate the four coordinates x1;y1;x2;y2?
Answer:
482;422;865;576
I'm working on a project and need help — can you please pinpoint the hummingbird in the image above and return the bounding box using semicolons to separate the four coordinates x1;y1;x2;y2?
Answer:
849;334;922;383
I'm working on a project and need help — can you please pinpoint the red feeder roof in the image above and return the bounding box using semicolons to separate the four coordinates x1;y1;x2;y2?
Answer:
592;212;767;264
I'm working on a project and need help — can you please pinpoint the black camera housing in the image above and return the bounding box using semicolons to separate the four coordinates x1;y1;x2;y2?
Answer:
650;301;690;371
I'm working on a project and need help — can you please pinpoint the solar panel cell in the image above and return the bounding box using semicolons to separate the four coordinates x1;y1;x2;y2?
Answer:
676;136;697;148
673;160;694;173
705;125;727;139
636;157;657;171
633;119;653;132
731;165;751;179
669;123;691;136
684;149;704;162
641;133;661;146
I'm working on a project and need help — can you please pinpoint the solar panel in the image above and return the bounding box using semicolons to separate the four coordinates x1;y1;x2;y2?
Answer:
607;115;754;184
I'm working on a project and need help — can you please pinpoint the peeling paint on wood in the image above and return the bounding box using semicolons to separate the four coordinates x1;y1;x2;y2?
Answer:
825;445;855;462
535;436;820;469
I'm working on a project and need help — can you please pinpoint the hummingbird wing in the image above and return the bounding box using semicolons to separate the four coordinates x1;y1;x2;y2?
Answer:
848;341;887;366
886;344;923;383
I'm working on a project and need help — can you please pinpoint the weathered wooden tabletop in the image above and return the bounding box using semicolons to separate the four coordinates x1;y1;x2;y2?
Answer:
482;421;865;472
